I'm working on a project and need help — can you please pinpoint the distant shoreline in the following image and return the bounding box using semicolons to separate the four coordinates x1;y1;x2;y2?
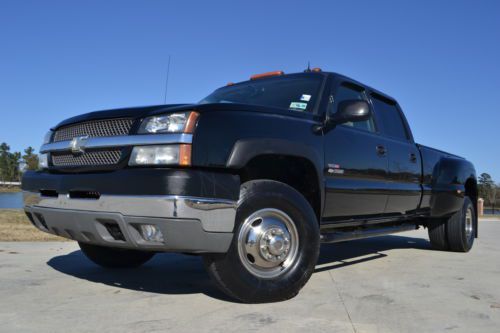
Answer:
0;186;21;193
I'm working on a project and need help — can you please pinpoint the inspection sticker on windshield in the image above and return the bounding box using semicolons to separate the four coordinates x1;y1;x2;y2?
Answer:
289;102;307;110
300;94;311;102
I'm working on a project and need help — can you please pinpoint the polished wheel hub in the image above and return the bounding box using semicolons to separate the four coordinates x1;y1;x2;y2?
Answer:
259;227;290;261
238;208;299;278
465;207;473;239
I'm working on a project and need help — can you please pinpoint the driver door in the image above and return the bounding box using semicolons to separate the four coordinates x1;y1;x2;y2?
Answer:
322;80;389;221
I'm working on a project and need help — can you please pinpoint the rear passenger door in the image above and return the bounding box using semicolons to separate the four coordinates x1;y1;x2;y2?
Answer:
322;81;390;221
369;93;422;215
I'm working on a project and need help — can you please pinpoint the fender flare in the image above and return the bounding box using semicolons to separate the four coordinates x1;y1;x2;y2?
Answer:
429;156;477;219
226;138;325;215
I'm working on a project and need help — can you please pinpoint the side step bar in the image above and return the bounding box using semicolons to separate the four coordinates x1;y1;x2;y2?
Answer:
320;223;418;243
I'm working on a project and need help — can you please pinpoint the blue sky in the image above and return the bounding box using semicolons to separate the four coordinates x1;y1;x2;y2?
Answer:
1;0;499;180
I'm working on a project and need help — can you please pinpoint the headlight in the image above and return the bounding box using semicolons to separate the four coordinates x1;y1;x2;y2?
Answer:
39;154;48;169
138;112;199;134
129;144;191;166
43;130;53;144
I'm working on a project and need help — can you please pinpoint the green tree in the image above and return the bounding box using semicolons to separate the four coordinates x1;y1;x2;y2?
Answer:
489;184;498;213
22;146;39;171
0;143;21;182
497;183;500;214
0;142;11;182
478;173;495;207
7;152;21;182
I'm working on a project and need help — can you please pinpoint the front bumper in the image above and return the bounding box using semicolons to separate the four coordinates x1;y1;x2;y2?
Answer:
22;169;240;253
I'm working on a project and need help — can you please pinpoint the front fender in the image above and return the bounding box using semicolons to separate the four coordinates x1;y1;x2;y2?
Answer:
226;137;325;215
226;138;322;171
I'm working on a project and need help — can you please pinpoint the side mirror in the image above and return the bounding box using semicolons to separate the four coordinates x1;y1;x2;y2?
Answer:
329;100;371;124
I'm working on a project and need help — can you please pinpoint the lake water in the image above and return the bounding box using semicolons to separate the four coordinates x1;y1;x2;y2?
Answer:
0;192;24;209
484;208;500;215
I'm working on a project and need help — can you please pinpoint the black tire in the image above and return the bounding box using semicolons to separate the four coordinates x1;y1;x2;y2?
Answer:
446;196;475;252
428;218;449;250
203;180;320;303
78;242;155;268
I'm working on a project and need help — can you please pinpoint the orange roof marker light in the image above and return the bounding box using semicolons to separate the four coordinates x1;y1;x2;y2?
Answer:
250;70;284;80
312;67;322;72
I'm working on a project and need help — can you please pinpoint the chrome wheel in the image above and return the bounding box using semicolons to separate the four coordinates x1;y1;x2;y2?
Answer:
237;208;299;279
465;207;474;239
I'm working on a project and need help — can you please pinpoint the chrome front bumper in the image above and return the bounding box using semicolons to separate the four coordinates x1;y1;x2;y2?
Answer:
23;191;236;253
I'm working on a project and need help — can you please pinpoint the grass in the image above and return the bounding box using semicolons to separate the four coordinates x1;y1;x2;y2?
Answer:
0;209;68;241
0;186;21;193
481;215;500;220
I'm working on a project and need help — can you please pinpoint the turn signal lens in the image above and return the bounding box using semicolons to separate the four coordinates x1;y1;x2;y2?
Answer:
184;112;199;134
179;144;192;166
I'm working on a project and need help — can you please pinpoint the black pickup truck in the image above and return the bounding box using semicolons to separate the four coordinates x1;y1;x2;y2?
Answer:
22;69;477;303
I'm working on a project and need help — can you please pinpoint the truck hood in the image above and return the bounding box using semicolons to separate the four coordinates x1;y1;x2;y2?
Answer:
54;104;193;129
54;102;317;129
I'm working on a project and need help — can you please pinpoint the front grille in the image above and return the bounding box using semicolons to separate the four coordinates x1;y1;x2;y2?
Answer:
53;118;134;142
51;149;122;167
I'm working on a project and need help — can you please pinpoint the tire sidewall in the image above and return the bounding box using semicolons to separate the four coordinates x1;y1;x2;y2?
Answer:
218;180;320;302
461;197;475;250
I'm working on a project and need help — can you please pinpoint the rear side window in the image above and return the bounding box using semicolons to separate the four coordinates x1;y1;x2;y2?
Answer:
332;83;375;132
370;94;408;141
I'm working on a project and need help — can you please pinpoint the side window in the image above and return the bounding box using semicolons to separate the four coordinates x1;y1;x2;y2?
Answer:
370;94;408;141
332;83;375;132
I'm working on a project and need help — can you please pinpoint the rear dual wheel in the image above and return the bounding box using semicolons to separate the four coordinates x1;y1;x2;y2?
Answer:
428;196;475;252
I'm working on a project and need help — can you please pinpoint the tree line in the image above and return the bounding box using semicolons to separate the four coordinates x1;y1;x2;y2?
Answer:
0;142;39;182
478;173;499;210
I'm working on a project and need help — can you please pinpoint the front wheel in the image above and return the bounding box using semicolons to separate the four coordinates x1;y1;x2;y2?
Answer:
203;180;320;303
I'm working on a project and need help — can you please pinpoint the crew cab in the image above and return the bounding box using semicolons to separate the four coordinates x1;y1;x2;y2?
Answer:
22;69;478;303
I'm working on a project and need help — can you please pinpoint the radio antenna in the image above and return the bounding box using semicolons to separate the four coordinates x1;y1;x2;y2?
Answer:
304;61;311;72
163;55;171;104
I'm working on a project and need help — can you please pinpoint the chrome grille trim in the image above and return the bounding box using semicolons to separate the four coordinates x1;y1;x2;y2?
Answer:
40;133;193;154
51;150;122;167
53;119;134;142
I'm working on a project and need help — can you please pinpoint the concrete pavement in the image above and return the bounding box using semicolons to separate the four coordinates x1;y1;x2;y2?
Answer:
1;219;499;333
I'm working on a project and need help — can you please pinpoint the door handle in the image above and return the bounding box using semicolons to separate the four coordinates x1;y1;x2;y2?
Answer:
376;145;387;156
409;153;417;163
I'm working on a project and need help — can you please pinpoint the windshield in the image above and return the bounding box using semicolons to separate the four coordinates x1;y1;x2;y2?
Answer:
199;74;324;113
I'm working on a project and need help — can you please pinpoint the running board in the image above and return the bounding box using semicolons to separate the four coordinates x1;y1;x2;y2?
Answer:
320;223;418;243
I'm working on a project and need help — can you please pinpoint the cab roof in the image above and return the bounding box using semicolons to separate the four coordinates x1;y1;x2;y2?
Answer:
224;70;397;105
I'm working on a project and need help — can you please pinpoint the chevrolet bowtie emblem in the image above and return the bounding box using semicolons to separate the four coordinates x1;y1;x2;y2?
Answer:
70;135;89;154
